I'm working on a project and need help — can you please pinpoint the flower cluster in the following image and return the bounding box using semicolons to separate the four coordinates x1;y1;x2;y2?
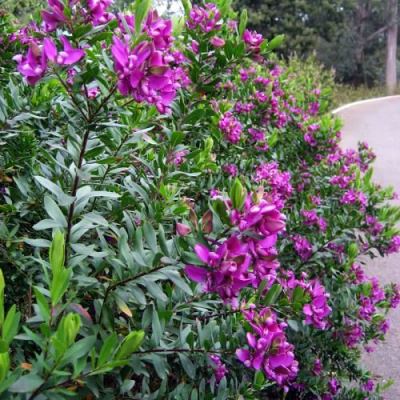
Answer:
236;308;299;388
301;209;327;232
111;11;189;113
14;36;85;85
218;112;243;144
42;0;114;32
303;281;331;330
187;4;222;33
185;237;253;306
243;30;264;53
292;235;313;261
209;355;228;383
253;162;293;209
185;194;285;306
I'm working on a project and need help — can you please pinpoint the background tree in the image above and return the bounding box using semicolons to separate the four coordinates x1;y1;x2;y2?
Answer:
386;0;398;94
233;0;397;87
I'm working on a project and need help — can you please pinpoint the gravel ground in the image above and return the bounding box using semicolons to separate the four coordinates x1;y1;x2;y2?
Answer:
338;97;400;398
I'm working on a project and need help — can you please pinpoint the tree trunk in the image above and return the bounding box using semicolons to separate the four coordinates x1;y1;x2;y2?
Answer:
386;0;398;95
355;0;370;85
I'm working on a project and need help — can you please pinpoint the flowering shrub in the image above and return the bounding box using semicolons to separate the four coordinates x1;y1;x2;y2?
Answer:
0;1;399;399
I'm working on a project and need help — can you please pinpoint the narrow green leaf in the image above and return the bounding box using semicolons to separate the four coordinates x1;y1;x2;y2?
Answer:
263;284;282;306
33;287;50;323
143;222;157;253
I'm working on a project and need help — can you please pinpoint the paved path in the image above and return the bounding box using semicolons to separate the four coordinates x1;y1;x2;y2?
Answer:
337;97;400;398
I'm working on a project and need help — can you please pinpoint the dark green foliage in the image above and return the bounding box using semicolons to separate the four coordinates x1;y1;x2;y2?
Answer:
233;0;390;85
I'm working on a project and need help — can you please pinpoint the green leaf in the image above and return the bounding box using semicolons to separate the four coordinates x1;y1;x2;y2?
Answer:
0;270;4;327
181;0;192;16
2;306;20;345
116;330;145;360
97;333;118;368
135;0;152;33
0;340;8;354
151;308;162;345
9;374;44;393
238;9;248;36
51;268;71;307
263;284;282;306
292;286;305;304
287;320;300;332
62;336;97;364
34;176;74;207
268;34;285;51
49;231;65;275
229;178;246;210
33;287;50;323
158;224;170;256
44;196;67;228
178;353;196;379
143;222;157;253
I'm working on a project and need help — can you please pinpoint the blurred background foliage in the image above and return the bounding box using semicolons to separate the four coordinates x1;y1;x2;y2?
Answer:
1;0;399;96
234;0;391;86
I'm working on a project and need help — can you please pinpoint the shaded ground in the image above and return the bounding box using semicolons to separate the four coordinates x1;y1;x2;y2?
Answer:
337;97;400;398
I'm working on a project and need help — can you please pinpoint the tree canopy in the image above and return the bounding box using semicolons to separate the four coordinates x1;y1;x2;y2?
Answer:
233;0;392;85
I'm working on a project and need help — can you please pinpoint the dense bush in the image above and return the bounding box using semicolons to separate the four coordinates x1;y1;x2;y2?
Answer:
0;1;399;399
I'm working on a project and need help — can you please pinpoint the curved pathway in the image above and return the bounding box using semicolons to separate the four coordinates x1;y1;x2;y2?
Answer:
337;96;400;398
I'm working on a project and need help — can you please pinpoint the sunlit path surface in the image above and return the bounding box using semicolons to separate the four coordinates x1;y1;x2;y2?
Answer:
338;97;400;398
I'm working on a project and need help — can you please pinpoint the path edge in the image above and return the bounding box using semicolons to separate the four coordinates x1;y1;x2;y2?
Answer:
332;95;400;114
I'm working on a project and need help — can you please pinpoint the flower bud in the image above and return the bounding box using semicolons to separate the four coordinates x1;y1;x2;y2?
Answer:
176;222;191;236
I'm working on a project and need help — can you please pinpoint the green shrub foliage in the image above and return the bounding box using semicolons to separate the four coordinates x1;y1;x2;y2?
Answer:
0;1;399;399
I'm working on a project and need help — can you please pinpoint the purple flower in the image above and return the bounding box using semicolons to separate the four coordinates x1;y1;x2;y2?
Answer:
243;29;263;52
340;190;367;209
236;308;298;387
185;236;253;306
362;379;374;393
387;235;400;254
210;188;221;199
209;354;228;383
293;235;312;261
253;162;292;206
223;163;238;177
210;36;225;48
390;284;400;308
304;132;317;147
41;0;67;32
168;149;189;166
235;102;255;114
231;196;286;236
9;22;42;45
176;222;191;237
218;112;242;144
365;215;383;236
87;0;114;26
301;210;327;232
44;36;85;65
111;32;186;113
87;86;100;99
248;128;265;142
329;174;354;189
144;10;173;50
350;264;366;284
13;44;47;85
344;322;363;348
303;281;331;330
187;3;222;33
379;319;390;334
308;101;320;116
312;359;322;375
328;378;340;395
190;40;199;54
